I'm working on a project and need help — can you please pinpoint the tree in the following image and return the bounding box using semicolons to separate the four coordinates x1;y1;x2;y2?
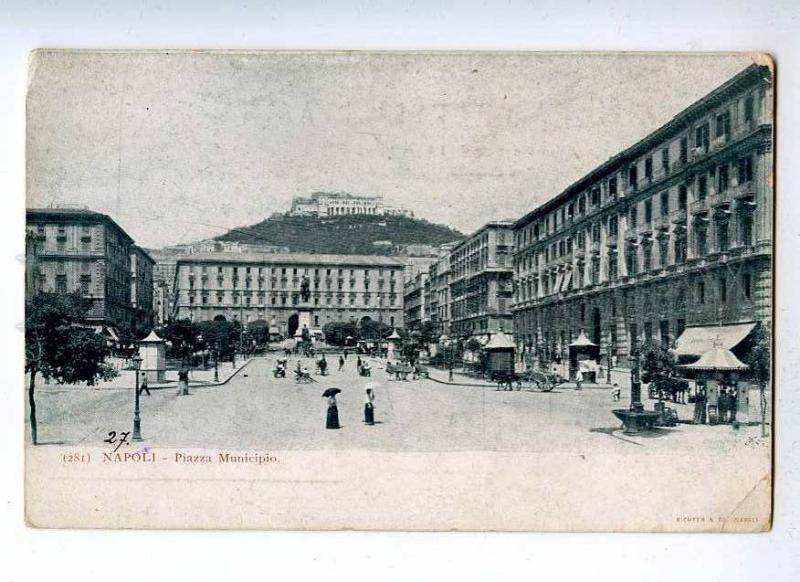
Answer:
25;293;118;445
322;321;359;346
358;318;390;342
159;318;199;361
743;324;771;437
640;340;683;402
194;319;241;361
417;321;439;344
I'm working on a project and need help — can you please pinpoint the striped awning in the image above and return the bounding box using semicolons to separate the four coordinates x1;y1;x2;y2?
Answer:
674;322;756;357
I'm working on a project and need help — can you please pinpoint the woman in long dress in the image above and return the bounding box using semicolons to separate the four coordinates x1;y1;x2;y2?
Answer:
326;394;340;429
364;387;375;425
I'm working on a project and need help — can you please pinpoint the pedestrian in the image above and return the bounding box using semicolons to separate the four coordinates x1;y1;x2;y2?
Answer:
575;368;583;391
612;383;621;401
338;355;345;371
177;366;189;396
326;393;340;429
138;373;151;397
363;385;376;425
357;356;362;370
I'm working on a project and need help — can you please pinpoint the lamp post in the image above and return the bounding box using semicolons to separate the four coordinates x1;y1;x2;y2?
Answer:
214;342;220;382
629;343;644;413
132;355;143;441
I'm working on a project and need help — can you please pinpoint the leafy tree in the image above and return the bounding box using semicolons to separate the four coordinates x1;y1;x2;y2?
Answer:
465;338;482;353
246;319;270;346
358;318;391;341
417;321;439;344
25;293;118;445
743;324;771;437
640;340;683;401
194;319;242;361
322;321;359;346
158;318;199;361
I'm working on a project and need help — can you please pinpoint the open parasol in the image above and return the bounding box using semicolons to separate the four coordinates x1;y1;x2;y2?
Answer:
322;387;342;398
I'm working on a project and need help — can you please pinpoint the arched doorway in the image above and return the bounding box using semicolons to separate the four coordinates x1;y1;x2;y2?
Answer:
288;313;299;338
592;307;602;345
213;314;227;322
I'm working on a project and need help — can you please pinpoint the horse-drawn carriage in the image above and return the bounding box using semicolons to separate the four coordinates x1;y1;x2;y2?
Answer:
490;368;558;392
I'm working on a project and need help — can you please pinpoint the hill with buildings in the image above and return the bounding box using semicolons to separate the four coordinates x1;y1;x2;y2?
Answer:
214;213;464;255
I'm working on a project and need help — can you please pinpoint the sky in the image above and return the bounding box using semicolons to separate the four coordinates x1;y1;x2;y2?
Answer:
26;51;753;248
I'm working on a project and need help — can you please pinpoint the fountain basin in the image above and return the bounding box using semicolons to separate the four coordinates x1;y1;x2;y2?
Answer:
612;409;660;434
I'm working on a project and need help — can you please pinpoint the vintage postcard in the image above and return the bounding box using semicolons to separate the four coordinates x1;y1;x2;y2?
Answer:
24;50;773;531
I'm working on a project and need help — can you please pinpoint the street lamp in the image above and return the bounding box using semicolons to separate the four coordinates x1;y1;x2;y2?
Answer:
132;355;143;441
214;341;220;382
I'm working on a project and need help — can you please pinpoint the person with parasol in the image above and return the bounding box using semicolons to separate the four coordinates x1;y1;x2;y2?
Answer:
322;387;341;429
363;382;377;425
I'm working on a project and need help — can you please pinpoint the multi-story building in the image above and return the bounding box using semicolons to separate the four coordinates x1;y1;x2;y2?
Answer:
289;192;412;217
449;221;515;338
172;252;405;336
149;250;178;325
130;247;155;329
403;271;429;330
423;242;458;337
25;207;155;334
512;64;772;365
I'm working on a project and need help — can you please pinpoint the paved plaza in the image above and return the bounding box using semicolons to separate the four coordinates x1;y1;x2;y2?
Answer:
26;355;771;454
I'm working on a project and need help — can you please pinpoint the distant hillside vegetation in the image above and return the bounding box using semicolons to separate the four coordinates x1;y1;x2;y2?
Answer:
215;214;465;255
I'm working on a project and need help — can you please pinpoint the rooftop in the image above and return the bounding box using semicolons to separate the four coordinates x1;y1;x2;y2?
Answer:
176;251;406;268
27;207;135;243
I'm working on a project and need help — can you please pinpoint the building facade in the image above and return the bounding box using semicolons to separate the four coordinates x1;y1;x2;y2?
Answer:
289;192;412;217
512;64;773;365
403;271;429;330
25;207;156;333
172;252;405;336
449;221;515;338
422;242;457;337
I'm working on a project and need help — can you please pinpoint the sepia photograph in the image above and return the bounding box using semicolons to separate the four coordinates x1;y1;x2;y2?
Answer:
23;50;774;531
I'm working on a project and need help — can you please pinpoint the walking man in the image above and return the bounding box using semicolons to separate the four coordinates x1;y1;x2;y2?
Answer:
612;383;621;401
575;368;583;391
138;373;151;397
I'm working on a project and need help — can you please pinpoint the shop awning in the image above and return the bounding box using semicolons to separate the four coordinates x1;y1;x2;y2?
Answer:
674;322;757;357
485;331;516;350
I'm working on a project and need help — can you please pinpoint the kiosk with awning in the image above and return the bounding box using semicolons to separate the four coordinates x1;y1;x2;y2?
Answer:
568;330;600;382
680;345;750;425
483;331;516;374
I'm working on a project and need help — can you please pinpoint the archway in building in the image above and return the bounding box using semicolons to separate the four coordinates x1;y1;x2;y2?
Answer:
213;315;227;322
288;313;299;338
592;307;602;345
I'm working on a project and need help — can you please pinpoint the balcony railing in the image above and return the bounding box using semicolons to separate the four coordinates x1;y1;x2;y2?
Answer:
671;208;688;225
709;190;732;208
690;198;709;215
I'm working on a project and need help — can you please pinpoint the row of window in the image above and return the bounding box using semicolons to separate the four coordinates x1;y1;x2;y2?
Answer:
187;292;398;307
515;88;761;252
185;265;399;278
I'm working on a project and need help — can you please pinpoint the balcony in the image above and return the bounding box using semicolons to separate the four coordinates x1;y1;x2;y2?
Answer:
731;181;756;201
671;208;687;225
709;190;732;209
636;222;653;237
690;199;709;215
711;134;728;150
690;146;708;161
653;214;670;231
590;241;601;255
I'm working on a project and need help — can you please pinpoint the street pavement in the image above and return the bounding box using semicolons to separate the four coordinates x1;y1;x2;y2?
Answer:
26;355;771;453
